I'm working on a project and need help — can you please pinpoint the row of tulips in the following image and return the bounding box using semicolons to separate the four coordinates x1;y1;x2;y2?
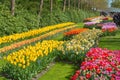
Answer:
2;40;64;80
71;48;120;80
0;22;75;45
102;22;118;32
83;16;103;22
57;29;103;63
64;28;88;36
84;16;113;27
100;22;118;36
63;28;88;40
0;25;75;53
84;16;112;23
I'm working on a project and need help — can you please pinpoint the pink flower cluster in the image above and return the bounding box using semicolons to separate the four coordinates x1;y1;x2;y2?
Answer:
71;48;120;80
102;22;118;32
84;22;97;26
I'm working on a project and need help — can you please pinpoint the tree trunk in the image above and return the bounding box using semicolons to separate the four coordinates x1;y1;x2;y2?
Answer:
63;0;66;12
39;0;44;16
68;0;70;10
11;0;15;16
78;0;80;9
50;0;53;13
74;0;76;9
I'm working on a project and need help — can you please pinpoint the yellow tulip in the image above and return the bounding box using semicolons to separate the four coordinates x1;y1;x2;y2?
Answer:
18;63;22;67
22;65;26;69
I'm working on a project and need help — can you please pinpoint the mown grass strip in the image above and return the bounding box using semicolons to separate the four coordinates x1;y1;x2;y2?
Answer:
39;62;77;80
99;29;120;50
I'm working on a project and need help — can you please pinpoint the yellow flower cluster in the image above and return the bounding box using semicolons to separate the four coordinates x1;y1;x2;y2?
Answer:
0;22;74;44
4;40;64;69
0;25;75;53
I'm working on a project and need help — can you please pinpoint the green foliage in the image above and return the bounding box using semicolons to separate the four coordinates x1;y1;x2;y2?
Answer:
2;51;56;80
39;62;77;80
102;30;118;36
112;0;120;8
0;0;98;37
0;11;38;36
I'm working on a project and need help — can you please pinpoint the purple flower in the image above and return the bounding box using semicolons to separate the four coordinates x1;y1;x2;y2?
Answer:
102;22;117;30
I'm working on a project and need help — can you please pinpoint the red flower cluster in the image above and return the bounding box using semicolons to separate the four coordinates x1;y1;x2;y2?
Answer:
102;17;108;20
64;28;88;36
71;48;120;80
71;70;80;80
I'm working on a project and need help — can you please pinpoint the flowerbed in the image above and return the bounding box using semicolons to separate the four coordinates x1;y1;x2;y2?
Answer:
64;28;88;40
71;48;120;80
57;29;103;63
83;16;102;22
102;22;118;36
2;40;64;80
83;16;113;30
0;22;75;45
84;22;98;29
0;25;75;53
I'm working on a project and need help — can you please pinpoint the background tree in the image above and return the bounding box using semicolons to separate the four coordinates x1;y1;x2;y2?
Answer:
63;0;66;12
68;0;70;10
78;0;81;9
11;0;15;16
50;0;53;13
39;0;44;16
73;0;76;9
112;0;120;8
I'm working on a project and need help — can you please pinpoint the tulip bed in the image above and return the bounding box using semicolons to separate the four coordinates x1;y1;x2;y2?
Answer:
0;19;119;80
2;40;64;80
0;22;77;80
83;16;118;36
71;48;120;80
57;29;103;63
0;25;76;53
101;22;118;36
0;22;75;45
63;28;88;40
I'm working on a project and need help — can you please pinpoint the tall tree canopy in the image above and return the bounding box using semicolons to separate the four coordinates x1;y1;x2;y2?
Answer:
112;0;120;8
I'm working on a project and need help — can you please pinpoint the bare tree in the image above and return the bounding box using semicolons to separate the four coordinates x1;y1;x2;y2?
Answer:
74;0;76;9
39;0;44;16
63;0;66;12
50;0;53;13
68;0;71;10
11;0;15;16
78;0;81;9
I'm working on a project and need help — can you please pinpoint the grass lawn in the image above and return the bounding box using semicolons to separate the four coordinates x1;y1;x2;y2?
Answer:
99;30;120;50
39;62;77;80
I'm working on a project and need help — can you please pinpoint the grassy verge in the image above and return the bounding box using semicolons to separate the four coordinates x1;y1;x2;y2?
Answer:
39;62;77;80
99;30;120;50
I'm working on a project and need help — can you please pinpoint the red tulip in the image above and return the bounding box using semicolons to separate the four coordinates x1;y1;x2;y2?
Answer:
86;73;91;79
96;69;101;74
75;70;80;75
106;67;112;72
